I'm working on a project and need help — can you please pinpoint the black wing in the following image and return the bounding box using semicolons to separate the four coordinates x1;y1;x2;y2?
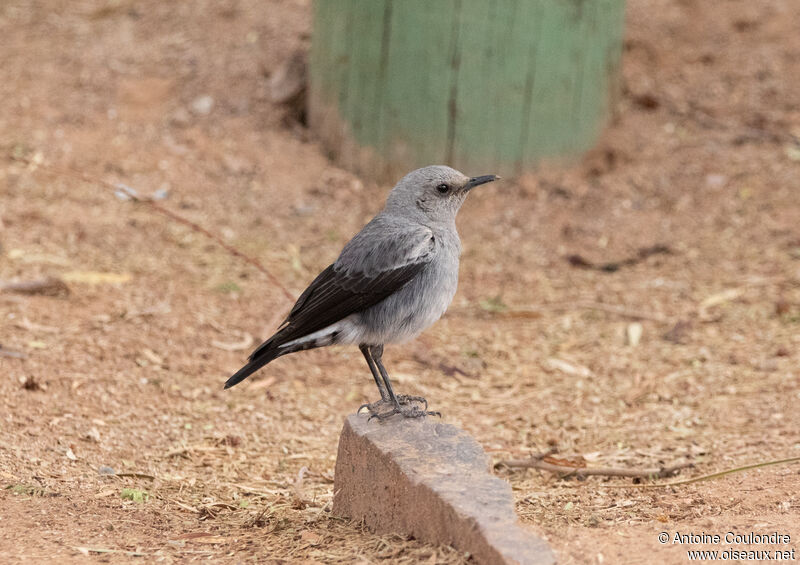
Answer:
225;221;434;389
275;260;428;345
263;221;436;352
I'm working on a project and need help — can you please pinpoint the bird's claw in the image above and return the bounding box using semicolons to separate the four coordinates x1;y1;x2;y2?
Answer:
358;394;427;413
358;395;439;421
395;394;428;410
358;398;389;414
368;406;441;421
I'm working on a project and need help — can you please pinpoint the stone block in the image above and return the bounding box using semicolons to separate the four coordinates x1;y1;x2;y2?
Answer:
333;414;556;565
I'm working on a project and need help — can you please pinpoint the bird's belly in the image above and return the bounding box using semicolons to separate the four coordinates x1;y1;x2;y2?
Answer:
348;263;458;345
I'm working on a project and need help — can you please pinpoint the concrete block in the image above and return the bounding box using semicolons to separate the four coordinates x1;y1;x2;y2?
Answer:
333;414;556;565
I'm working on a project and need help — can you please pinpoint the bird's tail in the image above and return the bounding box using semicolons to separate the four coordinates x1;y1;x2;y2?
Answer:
224;341;282;389
225;326;339;389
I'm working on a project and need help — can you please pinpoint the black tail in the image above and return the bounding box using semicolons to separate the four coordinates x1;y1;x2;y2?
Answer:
224;328;336;389
224;343;281;389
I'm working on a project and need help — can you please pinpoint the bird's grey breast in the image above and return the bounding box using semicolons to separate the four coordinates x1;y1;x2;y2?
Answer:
355;224;461;344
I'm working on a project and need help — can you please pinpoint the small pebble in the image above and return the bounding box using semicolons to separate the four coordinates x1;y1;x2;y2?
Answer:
705;173;727;188
190;95;214;115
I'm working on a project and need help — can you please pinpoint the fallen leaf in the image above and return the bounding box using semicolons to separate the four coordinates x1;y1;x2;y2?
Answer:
72;547;148;557
345;387;360;402
785;145;800;162
626;322;643;346
16;317;62;332
214;281;241;294
542;358;593;377
287;244;303;273
698;287;745;319
121;488;149;502
479;296;508;313
211;332;254;351
248;376;277;391
140;348;163;365
94;489;117;499
293;465;309;501
190;537;228;544
300;530;322;545
269;49;307;104
7;249;71;266
61;271;132;285
171;533;228;544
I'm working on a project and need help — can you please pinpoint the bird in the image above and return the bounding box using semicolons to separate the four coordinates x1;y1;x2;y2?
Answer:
225;165;498;419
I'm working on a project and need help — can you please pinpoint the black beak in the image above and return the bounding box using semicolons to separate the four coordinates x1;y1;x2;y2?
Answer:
465;174;500;191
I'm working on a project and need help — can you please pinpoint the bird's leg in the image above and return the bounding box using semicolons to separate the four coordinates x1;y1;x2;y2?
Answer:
357;344;391;415
359;344;389;400
370;345;400;403
367;345;440;420
372;345;430;410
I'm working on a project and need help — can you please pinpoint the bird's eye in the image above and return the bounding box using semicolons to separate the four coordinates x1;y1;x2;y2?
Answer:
436;183;449;194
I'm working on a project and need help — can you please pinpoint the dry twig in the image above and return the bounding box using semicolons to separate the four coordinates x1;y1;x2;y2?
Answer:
566;244;672;272
0;277;70;297
499;454;693;480
10;156;295;303
598;455;800;489
224;482;282;499
211;331;255;352
73;547;148;557
114;472;156;480
163;497;200;514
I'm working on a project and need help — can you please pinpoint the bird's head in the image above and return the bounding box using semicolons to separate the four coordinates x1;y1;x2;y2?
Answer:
384;165;498;224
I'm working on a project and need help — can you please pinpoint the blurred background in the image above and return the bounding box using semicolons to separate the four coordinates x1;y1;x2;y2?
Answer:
1;1;799;563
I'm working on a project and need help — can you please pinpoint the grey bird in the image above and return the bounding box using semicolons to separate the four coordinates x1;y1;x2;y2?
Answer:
225;165;498;418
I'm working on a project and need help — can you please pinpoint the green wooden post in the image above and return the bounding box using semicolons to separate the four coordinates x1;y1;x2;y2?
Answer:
310;0;625;181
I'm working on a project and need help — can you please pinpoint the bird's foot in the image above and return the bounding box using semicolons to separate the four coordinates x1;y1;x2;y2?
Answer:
368;405;441;421
358;396;440;421
357;394;428;414
357;398;390;415
395;394;428;410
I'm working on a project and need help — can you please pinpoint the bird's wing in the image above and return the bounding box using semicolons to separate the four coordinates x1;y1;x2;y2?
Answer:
252;223;435;358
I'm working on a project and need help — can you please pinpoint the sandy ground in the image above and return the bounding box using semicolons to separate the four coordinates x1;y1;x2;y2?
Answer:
1;0;799;563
